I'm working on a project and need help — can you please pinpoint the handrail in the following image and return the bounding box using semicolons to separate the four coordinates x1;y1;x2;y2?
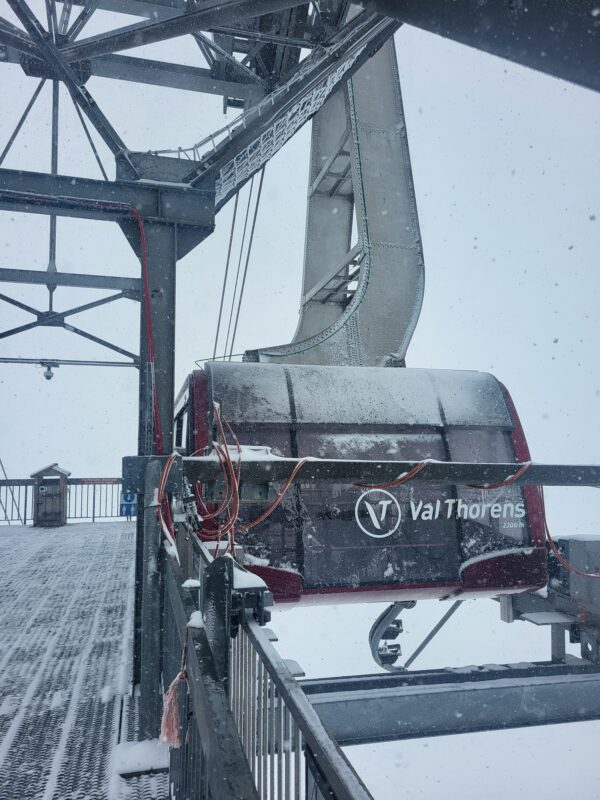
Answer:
243;615;374;800
163;554;260;800
184;456;600;488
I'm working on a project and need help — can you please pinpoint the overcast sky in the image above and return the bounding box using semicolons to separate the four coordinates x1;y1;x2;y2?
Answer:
1;5;600;798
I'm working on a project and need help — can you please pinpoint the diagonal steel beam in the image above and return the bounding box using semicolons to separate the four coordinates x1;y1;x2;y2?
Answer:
64;323;138;359
302;244;363;306
209;25;317;49
0;79;46;167
0;268;141;293
191;31;262;84
60;0;309;62
69;0;182;18
70;98;108;180
193;33;215;68
58;0;74;36
60;291;129;317
0;319;47;340
6;0;132;165
0;292;41;316
66;0;98;40
0;16;39;56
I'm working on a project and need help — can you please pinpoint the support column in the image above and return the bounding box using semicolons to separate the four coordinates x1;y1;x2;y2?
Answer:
257;39;425;366
134;222;177;686
138;222;178;456
348;39;425;366
289;85;354;363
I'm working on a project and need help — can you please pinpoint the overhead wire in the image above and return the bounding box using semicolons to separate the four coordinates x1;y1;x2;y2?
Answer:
212;192;239;359
227;165;266;360
222;176;255;359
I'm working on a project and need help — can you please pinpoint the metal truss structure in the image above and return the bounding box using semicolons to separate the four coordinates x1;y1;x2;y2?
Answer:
1;1;600;798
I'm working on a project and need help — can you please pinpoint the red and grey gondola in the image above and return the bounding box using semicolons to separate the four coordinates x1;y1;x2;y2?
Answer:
175;362;547;605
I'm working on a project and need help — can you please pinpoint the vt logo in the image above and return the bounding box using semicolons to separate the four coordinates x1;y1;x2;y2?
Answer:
354;489;401;539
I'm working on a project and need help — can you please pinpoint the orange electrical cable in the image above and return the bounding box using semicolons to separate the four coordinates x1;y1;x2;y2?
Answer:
468;461;532;490
354;459;432;490
238;457;310;532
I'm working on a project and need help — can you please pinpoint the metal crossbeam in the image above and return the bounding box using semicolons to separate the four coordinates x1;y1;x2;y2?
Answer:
302;244;363;306
0;169;214;229
89;54;264;102
69;0;183;19
0;15;39;56
0;268;141;293
210;25;317;49
301;661;600;745
183;456;600;488
308;126;350;197
60;0;307;62
0;357;137;367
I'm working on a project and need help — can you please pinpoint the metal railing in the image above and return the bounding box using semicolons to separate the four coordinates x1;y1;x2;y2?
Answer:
230;617;373;800
155;519;372;800
230;624;305;799
0;480;30;524
0;477;125;524
162;549;260;800
67;478;123;520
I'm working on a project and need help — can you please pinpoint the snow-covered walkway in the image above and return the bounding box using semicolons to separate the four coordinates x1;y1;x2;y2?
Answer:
0;522;154;800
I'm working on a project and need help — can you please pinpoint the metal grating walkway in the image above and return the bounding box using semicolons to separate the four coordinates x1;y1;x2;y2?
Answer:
0;522;167;800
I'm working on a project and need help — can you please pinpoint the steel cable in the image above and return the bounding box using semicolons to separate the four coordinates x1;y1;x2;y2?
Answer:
212;192;239;359
228;166;266;360
222;176;255;359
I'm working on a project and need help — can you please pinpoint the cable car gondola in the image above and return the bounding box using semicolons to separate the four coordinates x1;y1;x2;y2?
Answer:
175;362;547;604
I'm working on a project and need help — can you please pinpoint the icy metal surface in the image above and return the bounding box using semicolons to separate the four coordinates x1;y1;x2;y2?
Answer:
206;362;512;428
0;522;166;800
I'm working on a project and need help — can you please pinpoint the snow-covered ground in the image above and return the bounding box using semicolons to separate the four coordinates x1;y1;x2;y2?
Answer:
0;522;141;800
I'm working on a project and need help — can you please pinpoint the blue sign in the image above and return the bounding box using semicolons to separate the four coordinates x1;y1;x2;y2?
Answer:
120;490;137;518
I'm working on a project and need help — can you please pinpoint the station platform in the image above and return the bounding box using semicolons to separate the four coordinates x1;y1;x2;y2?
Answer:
0;522;167;800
